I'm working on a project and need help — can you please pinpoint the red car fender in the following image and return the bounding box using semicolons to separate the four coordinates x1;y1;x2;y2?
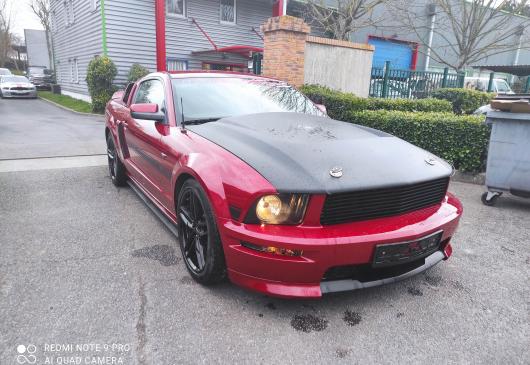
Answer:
170;138;277;222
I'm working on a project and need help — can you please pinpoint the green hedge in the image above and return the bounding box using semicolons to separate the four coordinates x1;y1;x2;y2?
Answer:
300;84;453;120
127;63;150;82
346;110;489;173
86;56;117;113
431;88;495;114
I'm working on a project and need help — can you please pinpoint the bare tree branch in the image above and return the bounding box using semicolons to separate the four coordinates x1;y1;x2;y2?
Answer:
392;0;529;71
305;0;386;40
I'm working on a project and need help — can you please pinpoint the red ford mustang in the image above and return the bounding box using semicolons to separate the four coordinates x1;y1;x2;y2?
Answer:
105;72;462;298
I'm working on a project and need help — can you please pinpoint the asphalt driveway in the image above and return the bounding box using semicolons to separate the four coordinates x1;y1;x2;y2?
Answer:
0;98;529;364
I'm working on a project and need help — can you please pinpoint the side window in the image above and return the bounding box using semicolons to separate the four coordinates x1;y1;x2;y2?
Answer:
133;79;165;111
123;83;134;104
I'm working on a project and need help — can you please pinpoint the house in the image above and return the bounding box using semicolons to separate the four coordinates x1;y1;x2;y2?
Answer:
24;29;51;69
50;0;287;101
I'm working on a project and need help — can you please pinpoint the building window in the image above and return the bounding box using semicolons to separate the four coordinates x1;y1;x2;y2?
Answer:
91;0;98;12
167;59;188;71
64;0;75;26
74;59;79;83
69;0;75;24
220;0;236;24
167;0;186;17
69;60;73;82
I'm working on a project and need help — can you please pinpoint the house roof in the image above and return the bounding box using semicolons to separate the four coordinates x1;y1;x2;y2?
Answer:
472;64;530;76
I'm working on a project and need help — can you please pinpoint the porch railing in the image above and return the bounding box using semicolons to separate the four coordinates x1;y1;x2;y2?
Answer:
370;61;465;99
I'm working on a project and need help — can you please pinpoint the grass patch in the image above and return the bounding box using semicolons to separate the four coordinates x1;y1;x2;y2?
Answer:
38;91;97;114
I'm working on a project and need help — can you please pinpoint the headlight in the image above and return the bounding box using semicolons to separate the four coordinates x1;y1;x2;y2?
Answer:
246;194;309;225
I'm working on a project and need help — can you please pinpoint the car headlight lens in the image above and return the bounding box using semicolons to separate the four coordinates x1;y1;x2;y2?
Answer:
247;194;309;225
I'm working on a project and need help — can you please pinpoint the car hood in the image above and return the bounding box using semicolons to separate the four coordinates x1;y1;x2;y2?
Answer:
187;112;452;194
1;82;34;87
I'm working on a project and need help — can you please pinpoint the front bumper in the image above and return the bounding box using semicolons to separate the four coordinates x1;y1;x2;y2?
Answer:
1;90;37;98
219;194;462;298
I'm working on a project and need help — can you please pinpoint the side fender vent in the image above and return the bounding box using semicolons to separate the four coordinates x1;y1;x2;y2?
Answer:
229;205;242;221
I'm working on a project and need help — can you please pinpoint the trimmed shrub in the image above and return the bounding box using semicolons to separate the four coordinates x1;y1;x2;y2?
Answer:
127;63;150;82
86;56;117;113
431;88;495;114
346;110;489;173
299;84;453;120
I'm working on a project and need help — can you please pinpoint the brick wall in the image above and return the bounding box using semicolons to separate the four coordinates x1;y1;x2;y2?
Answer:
261;16;310;87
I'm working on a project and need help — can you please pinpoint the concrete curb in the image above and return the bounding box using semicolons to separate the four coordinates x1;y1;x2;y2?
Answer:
451;171;486;185
38;96;104;118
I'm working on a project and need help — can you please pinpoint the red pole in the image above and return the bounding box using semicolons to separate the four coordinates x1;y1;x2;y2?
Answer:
155;0;167;72
272;0;284;16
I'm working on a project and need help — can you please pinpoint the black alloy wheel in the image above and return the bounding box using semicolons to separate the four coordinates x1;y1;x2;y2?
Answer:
106;134;127;186
177;179;226;284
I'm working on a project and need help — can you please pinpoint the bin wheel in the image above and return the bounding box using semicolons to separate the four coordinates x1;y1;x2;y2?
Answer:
481;192;500;206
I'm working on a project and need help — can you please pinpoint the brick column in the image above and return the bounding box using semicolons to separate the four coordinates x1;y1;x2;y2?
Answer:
261;16;310;87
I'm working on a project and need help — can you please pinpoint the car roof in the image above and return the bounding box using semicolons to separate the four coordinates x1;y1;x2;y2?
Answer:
168;71;280;82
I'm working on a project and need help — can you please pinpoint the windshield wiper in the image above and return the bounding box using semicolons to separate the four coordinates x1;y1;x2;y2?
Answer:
183;117;224;125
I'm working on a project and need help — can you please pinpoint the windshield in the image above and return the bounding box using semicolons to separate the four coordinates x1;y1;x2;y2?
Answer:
1;76;30;83
0;68;11;75
171;77;323;122
494;80;511;93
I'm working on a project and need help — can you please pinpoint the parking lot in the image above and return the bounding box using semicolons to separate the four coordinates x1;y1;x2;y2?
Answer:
1;98;529;364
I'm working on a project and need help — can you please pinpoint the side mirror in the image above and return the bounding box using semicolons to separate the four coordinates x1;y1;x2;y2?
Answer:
315;103;327;115
130;103;165;122
112;90;125;100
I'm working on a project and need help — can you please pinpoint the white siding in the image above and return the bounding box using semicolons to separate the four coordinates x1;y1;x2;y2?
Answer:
51;0;103;97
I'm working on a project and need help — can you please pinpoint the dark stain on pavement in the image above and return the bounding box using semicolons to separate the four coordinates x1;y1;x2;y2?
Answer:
265;302;277;310
425;275;443;287
180;276;194;285
335;348;350;359
132;245;179;266
343;310;362;326
291;314;328;332
397;312;405;318
407;287;423;296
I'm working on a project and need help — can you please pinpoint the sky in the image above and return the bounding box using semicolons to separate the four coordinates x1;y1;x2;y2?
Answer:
8;0;44;39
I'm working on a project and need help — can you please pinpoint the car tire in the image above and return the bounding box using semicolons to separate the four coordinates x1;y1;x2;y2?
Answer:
106;133;127;187
176;179;226;285
481;192;500;206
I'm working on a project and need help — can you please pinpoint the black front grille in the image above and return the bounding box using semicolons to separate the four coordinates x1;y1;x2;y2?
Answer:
320;177;449;225
10;87;29;91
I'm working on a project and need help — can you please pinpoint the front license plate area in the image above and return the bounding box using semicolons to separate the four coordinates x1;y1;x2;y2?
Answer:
373;231;443;268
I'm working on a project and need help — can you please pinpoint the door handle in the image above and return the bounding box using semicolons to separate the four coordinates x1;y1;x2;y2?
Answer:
160;152;168;159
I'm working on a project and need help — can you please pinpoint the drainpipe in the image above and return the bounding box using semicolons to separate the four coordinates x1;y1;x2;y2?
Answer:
100;0;108;55
155;0;167;72
424;4;436;71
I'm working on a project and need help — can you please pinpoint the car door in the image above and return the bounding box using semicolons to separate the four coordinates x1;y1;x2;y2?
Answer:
124;78;168;201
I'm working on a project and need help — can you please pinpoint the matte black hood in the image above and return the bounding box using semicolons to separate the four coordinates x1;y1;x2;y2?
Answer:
188;113;452;194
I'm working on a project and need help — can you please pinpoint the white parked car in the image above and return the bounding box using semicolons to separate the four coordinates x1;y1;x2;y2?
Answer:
0;75;37;99
464;77;514;94
0;68;12;76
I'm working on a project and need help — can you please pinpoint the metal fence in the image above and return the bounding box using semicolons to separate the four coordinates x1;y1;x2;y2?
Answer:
370;61;465;99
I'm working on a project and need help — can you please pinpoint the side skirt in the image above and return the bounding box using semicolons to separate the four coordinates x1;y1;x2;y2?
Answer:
127;179;179;238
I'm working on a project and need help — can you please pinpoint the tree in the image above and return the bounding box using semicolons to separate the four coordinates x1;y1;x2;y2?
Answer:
304;0;386;40
29;0;53;70
392;0;530;71
0;0;13;68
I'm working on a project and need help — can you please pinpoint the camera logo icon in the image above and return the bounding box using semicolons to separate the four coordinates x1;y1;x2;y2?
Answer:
16;344;37;364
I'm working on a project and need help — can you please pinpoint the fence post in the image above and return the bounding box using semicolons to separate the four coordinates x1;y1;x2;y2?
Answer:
441;67;449;88
252;53;262;75
488;72;495;92
525;77;530;93
382;61;391;98
458;71;465;88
